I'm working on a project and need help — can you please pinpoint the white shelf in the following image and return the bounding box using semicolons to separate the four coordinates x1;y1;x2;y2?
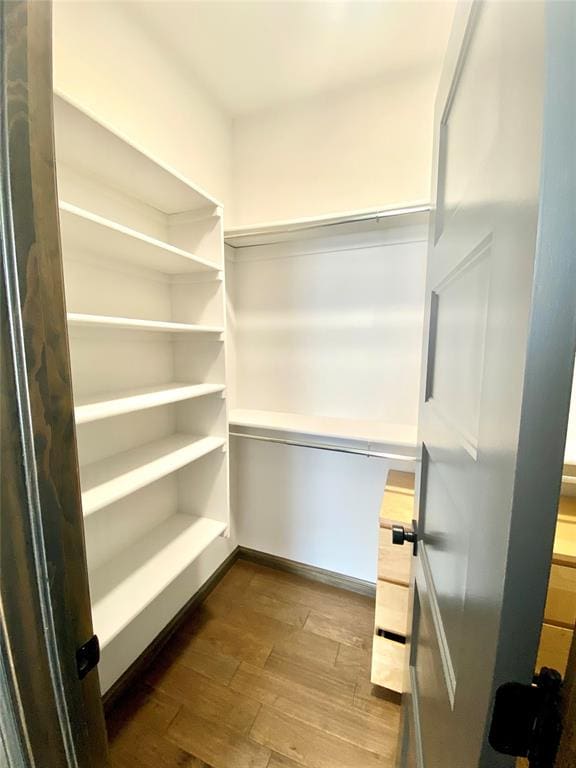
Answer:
54;92;221;215
229;408;418;451
90;514;227;648
59;202;219;275
81;434;225;517
67;312;223;335
75;383;225;424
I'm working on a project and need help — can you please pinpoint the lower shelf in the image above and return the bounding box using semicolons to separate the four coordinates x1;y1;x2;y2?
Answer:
80;434;225;517
90;514;227;649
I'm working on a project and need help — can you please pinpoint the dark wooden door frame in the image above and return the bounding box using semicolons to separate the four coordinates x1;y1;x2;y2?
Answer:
1;2;108;765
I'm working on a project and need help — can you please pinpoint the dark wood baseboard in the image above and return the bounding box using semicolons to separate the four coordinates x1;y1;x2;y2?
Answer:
102;546;375;712
102;546;240;713
237;547;376;598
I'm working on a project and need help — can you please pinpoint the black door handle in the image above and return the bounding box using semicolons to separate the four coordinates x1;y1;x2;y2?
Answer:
391;523;418;556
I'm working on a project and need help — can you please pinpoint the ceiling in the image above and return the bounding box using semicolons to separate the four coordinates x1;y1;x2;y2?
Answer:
129;1;456;116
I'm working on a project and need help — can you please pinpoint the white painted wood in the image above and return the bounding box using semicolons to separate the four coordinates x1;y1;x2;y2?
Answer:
90;514;227;649
97;532;234;693
53;91;221;214
400;3;576;766
67;312;223;335
59;201;219;274
74;383;225;425
54;79;230;696
224;204;430;248
230;408;417;453
81;435;225;517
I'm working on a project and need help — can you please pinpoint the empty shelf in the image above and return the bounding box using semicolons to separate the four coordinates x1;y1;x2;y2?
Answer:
90;514;227;648
81;434;225;517
54;92;221;214
59;202;219;275
68;312;223;335
75;383;225;424
229;409;418;451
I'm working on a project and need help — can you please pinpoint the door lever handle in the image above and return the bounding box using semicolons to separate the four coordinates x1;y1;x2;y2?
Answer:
391;523;418;556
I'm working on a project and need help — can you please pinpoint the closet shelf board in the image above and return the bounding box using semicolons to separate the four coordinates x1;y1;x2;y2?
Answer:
81;434;226;517
229;409;418;450
90;514;227;649
67;312;223;336
59;202;219;275
75;383;225;424
54;92;221;215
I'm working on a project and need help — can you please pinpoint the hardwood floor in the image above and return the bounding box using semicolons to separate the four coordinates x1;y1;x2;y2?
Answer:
107;558;401;768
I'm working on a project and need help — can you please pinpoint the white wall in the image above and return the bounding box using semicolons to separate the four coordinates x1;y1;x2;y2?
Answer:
230;69;438;226
52;1;232;209
234;439;389;582
229;220;426;581
230;224;427;425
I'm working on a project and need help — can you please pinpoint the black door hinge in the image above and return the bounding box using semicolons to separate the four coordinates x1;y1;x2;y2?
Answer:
76;634;100;680
489;666;563;767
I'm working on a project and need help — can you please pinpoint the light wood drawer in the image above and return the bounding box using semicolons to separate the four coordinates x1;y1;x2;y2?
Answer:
544;564;576;628
370;633;405;693
536;623;573;677
375;580;409;637
378;527;412;586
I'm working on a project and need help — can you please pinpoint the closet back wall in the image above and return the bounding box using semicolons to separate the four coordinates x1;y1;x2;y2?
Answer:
228;219;427;581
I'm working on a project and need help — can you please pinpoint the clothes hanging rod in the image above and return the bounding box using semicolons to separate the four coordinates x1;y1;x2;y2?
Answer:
225;204;430;247
229;430;419;462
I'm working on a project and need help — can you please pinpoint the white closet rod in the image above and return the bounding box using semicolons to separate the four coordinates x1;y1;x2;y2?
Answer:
225;204;430;247
229;431;418;462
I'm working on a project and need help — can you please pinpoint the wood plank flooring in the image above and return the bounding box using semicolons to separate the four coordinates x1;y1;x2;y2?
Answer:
107;559;401;768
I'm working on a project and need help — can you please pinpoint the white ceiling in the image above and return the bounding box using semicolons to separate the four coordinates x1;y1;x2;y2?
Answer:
130;1;456;116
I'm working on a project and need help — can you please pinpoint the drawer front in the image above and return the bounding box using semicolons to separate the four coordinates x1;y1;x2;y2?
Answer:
375;580;409;637
378;527;412;586
544;564;576;627
536;623;573;677
370;633;406;693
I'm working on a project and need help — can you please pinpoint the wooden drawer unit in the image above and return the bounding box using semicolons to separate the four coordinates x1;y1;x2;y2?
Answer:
375;580;409;637
377;528;412;586
371;634;405;693
535;490;576;679
371;469;415;693
536;623;573;677
544;564;576;628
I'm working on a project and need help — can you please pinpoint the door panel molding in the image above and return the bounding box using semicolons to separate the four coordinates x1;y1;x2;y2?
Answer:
419;543;457;707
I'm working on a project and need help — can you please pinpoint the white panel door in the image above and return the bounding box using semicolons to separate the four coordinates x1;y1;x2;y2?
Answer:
399;1;576;766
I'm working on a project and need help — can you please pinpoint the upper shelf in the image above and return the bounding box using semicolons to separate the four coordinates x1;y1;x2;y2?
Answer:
67;312;223;336
225;203;430;248
59;202;220;275
229;408;418;456
54;91;221;215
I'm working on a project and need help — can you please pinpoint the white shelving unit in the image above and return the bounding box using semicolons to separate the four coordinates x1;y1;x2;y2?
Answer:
55;90;230;693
